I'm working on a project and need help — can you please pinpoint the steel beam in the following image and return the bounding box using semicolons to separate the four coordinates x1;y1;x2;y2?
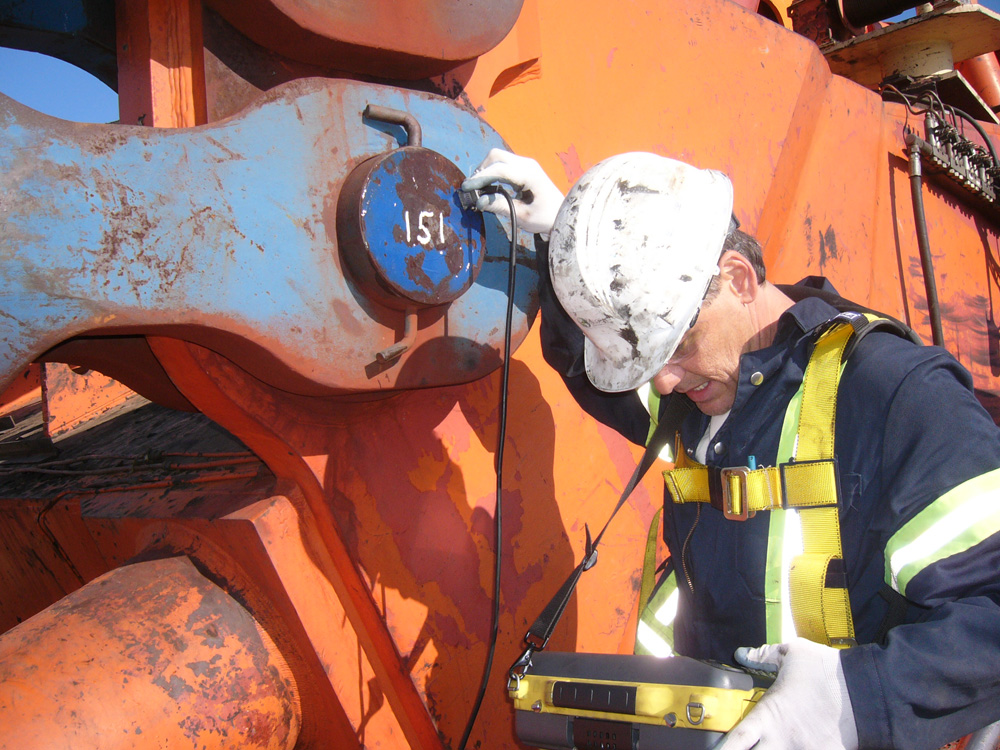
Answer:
0;78;537;396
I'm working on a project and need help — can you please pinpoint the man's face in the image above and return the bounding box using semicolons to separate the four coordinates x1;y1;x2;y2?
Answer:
651;290;748;416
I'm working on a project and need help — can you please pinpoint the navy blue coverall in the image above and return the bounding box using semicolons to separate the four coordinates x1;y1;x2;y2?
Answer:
540;269;1000;749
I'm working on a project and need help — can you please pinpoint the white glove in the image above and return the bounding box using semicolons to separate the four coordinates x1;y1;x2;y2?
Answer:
715;638;859;750
461;148;565;237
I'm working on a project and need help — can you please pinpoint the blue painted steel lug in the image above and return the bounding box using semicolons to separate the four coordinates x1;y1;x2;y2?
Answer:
0;78;538;395
338;146;486;311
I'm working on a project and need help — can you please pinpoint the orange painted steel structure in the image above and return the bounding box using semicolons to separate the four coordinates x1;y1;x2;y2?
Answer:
0;556;300;749
3;1;1000;749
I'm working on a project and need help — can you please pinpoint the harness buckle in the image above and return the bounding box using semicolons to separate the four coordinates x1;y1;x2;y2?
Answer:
720;466;752;521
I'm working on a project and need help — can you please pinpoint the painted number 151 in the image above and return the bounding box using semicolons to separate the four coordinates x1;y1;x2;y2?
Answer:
404;210;446;246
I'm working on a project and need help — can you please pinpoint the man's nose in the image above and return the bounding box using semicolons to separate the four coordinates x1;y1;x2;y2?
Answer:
653;364;685;395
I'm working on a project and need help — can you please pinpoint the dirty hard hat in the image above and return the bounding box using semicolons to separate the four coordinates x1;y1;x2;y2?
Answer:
549;152;734;393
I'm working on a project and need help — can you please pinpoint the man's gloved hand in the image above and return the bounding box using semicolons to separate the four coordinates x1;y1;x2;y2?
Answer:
715;638;859;750
461;148;565;237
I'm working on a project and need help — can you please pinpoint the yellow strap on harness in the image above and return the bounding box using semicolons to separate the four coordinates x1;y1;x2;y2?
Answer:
663;317;869;648
665;461;837;519
788;320;855;647
638;507;663;618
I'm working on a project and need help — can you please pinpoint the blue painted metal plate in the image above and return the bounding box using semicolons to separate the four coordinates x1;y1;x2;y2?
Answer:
348;147;484;308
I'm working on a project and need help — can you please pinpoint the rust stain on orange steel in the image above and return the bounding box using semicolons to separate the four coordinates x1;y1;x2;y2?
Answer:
457;0;541;105
222;492;408;746
1;444;354;748
147;324;658;748
38;338;196;412
148;336;447;750
0;495;111;632
79;487;369;750
40;363;139;439
0;556;300;749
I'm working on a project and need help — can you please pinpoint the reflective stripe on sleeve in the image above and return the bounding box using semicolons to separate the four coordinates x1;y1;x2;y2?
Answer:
886;467;1000;595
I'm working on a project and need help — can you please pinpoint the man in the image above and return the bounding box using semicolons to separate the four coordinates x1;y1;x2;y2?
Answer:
463;149;1000;749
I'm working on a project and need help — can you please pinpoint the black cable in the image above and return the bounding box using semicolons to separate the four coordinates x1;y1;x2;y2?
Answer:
883;84;1000;349
924;90;954;127
883;84;1000;166
457;185;518;750
950;105;1000;168
881;83;932;117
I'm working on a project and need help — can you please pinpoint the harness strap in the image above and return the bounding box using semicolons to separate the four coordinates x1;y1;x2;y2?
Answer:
661;315;884;648
792;320;856;646
665;461;836;518
637;507;664;618
508;394;695;688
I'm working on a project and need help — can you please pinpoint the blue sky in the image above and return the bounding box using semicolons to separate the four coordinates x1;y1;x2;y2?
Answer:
2;3;1000;123
0;47;118;122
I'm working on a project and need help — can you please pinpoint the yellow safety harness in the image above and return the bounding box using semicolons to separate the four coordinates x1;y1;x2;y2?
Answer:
657;314;895;649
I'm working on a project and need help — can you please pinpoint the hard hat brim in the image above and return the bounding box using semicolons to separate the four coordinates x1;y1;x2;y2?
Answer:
581;291;704;393
549;151;733;394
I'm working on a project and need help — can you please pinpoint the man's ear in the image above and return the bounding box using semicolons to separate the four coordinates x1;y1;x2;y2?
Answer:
718;250;759;303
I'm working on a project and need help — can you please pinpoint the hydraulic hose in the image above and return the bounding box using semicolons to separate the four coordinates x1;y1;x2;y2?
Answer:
950;105;1000;166
907;139;946;347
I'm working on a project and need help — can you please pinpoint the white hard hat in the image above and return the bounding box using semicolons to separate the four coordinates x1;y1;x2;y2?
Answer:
549;152;734;393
